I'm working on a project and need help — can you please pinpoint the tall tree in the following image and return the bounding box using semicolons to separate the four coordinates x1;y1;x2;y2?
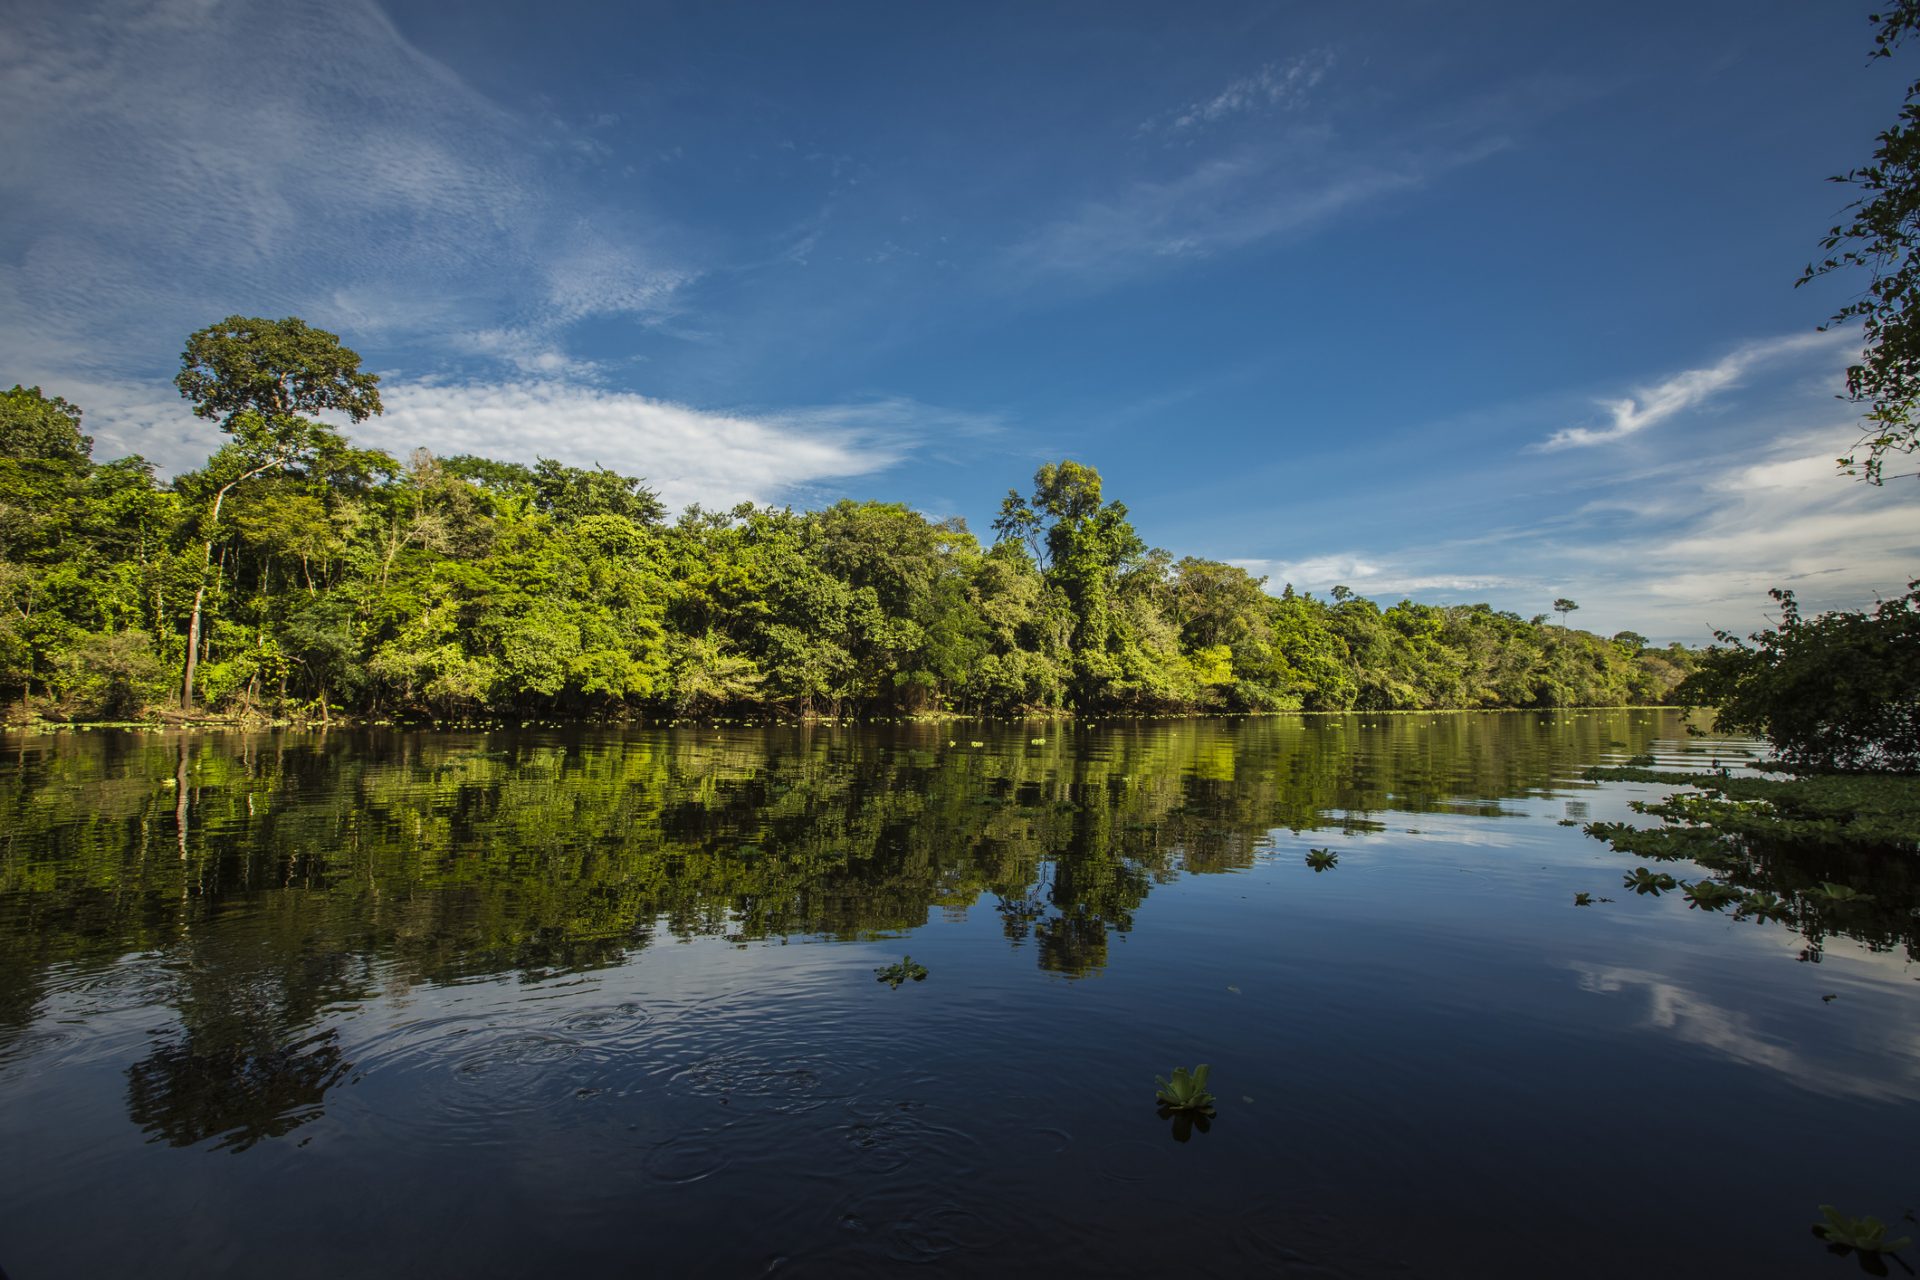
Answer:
173;317;382;709
994;461;1147;703
0;385;92;463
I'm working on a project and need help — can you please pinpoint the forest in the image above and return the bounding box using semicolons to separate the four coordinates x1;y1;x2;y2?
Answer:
0;320;1696;724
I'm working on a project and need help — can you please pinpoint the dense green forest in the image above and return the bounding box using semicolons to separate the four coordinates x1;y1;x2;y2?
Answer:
1;320;1695;724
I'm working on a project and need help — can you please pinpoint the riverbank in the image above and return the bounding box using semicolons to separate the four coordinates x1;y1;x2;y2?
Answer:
3;704;1704;735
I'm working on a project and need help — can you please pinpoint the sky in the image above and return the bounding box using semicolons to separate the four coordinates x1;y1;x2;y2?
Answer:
4;0;1917;643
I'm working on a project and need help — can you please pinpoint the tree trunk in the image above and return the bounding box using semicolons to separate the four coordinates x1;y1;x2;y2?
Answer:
180;454;285;710
181;578;209;711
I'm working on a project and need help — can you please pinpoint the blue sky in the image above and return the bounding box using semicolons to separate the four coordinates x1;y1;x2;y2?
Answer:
4;0;1917;641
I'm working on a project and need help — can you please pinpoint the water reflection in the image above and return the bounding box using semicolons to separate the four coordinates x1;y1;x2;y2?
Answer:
0;714;1678;999
0;712;1913;1274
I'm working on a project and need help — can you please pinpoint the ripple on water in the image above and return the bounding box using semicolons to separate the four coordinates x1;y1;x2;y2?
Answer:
45;959;177;1019
835;1096;986;1175
0;1024;79;1068
822;1183;1003;1268
556;1001;652;1037
453;1031;583;1077
1092;1136;1164;1182
346;1013;624;1140
640;1128;733;1186
667;1051;838;1113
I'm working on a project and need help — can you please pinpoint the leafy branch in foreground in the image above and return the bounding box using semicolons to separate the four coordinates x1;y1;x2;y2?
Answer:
1799;2;1920;483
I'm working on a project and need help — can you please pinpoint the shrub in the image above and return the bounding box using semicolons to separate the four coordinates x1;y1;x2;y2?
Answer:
54;631;170;720
1678;584;1920;772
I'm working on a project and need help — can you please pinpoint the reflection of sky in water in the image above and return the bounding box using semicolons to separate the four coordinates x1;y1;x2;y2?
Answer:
1572;962;1920;1103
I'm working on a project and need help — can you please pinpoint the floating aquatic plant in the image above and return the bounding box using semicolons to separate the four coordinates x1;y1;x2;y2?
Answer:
1304;848;1339;872
1154;1064;1216;1116
1574;892;1594;906
1812;1205;1910;1261
874;956;928;989
1810;881;1875;904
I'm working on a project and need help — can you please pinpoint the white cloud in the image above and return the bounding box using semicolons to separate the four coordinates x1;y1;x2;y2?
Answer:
47;373;962;513
365;381;912;512
1223;426;1918;640
1534;330;1851;451
1552;431;1920;632
1227;554;1523;599
29;375;215;474
1207;324;1917;642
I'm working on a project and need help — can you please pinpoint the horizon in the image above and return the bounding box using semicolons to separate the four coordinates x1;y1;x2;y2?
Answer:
7;0;1919;643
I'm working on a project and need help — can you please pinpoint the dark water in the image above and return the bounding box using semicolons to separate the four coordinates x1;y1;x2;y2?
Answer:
0;712;1914;1278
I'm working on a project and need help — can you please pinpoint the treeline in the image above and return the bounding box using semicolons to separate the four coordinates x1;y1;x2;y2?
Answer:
1;320;1695;723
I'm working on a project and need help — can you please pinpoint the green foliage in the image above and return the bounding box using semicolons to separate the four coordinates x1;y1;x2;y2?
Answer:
0;385;92;462
1153;1064;1216;1115
1305;847;1340;871
1592;773;1920;854
1679;586;1920;772
176;315;382;426
873;956;929;988
1813;1205;1911;1256
1581;760;1920;970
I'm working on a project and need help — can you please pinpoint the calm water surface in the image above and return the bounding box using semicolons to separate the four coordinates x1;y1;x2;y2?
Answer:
1;712;1915;1278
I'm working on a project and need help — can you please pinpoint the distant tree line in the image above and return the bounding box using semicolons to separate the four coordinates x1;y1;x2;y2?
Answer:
0;319;1698;723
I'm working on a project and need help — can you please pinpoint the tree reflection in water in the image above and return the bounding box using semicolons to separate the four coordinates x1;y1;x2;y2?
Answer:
0;713;1910;1152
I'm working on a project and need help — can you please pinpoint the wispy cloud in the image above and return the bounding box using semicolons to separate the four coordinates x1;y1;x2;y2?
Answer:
1550;431;1920;631
1533;330;1850;451
1140;52;1336;136
1004;64;1519;291
1204;332;1916;642
1224;427;1918;640
1001;136;1505;287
